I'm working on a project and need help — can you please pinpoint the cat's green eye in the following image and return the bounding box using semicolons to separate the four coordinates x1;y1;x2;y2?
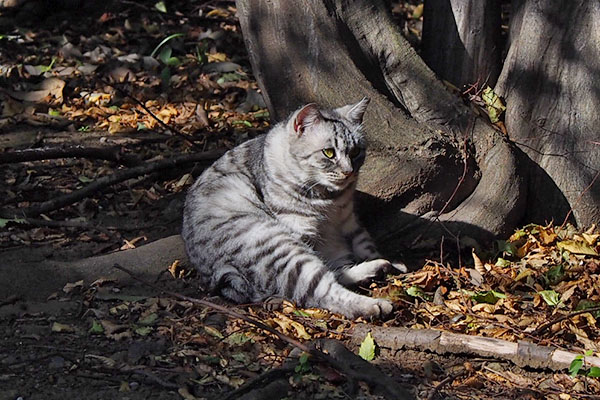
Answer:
349;147;361;158
322;148;335;159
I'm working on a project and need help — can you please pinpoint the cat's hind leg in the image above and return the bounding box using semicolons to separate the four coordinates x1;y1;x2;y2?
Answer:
213;265;252;303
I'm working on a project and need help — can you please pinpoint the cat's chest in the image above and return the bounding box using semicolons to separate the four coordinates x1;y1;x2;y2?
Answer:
276;203;342;244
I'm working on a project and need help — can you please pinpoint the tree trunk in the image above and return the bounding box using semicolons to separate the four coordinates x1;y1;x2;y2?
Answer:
495;0;600;227
422;0;502;89
236;0;525;255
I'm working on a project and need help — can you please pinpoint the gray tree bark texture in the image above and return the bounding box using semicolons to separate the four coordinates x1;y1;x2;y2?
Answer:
235;0;598;256
495;0;600;226
422;0;502;89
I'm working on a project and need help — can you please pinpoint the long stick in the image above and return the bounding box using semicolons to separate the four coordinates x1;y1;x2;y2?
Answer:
0;145;141;166
0;149;224;218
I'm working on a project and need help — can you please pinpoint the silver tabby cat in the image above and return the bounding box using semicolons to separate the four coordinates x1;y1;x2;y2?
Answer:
182;98;406;318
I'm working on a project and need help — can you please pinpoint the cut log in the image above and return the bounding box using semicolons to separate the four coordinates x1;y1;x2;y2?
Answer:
351;325;600;371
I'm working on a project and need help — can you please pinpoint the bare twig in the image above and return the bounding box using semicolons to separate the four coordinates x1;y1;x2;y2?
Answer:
100;79;203;150
0;149;224;218
0;145;141;166
532;306;600;336
17;217;160;232
221;365;294;400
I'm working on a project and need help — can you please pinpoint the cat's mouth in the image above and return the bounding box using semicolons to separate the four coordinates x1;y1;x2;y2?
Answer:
330;173;356;184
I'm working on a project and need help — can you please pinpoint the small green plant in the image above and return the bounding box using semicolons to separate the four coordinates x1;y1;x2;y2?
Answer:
78;125;90;132
569;350;600;378
294;352;311;375
195;41;209;65
150;33;184;88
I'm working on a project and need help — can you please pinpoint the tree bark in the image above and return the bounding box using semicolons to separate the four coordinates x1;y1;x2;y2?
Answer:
422;0;502;89
495;0;600;227
236;0;526;252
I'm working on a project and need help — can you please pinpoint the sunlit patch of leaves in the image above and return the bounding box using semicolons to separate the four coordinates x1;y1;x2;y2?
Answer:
373;223;600;352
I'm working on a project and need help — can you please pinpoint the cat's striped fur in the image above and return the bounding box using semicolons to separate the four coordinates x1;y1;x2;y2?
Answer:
182;98;406;318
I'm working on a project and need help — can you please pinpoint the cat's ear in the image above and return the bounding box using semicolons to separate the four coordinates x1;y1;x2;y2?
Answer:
293;103;321;136
337;97;370;124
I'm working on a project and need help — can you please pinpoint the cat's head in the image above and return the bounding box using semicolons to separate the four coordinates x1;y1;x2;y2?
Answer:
287;98;370;190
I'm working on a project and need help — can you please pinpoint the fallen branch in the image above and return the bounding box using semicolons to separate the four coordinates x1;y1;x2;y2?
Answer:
16;217;162;232
101;79;204;151
0;145;141;166
221;365;294;400
0;149;224;218
532;306;600;336
351;325;600;371
112;263;415;400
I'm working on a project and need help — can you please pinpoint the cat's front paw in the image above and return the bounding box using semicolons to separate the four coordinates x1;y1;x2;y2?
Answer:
391;261;408;273
362;298;393;319
339;258;391;286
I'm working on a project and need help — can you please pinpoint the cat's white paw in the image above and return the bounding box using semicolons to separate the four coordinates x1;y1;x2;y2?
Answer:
392;262;408;273
339;258;390;286
363;298;393;319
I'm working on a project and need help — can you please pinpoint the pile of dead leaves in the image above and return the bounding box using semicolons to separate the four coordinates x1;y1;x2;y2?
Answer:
374;224;600;351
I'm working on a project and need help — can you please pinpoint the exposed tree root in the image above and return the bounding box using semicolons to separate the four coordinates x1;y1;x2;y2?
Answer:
0;144;142;166
0;149;224;218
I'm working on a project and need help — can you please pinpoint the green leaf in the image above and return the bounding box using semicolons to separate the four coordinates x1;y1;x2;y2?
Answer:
89;320;104;334
511;229;527;241
406;285;431;300
539;290;561;306
495;258;511;267
232;120;253;127
295;352;311;374
217;72;242;84
48;109;61;116
159;46;172;64
136;122;147;131
204;326;224;339
585;349;595;357
150;33;184;58
78;175;93;183
496;240;517;256
293;309;310;317
0;218;26;228
358;332;376;361
482;86;506;123
588;367;600;377
569;356;584;377
160;66;171;87
253;110;270;119
138;313;158;326
225;332;252;346
154;1;167;13
546;264;565;284
166;56;180;67
135;326;152;336
471;290;506;305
